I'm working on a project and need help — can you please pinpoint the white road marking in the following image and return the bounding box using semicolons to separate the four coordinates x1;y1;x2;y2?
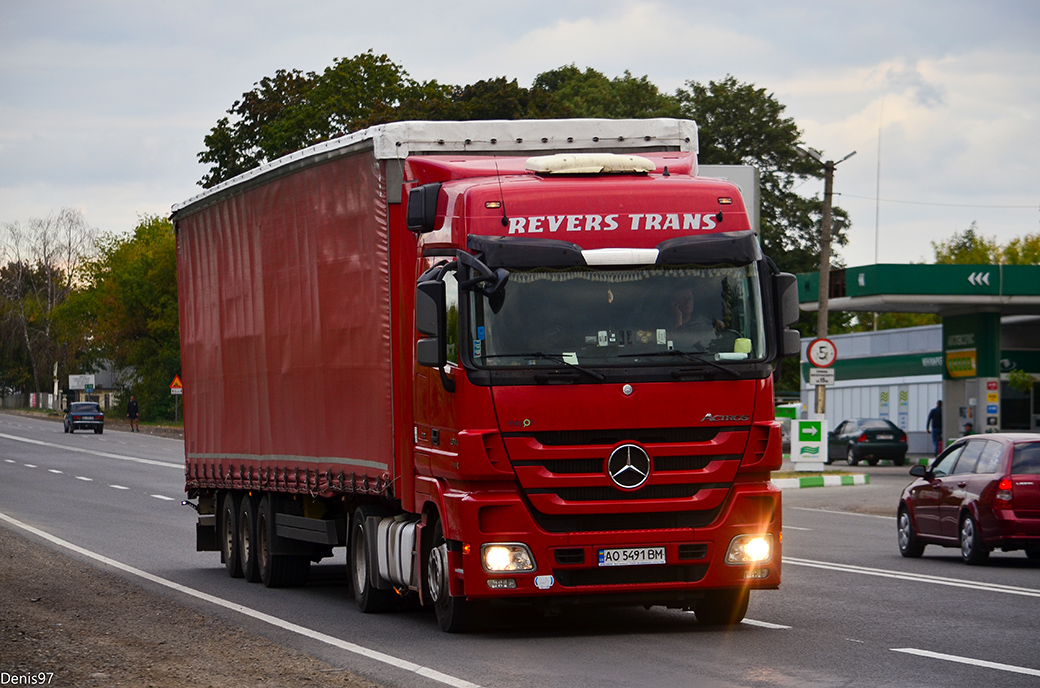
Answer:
48;469;63;474
151;494;175;501
0;511;484;688
0;432;181;469
786;557;1040;598
782;525;812;531
787;506;891;520
891;648;1040;677
24;464;36;468
4;459;14;464
76;476;93;482
110;485;129;490
741;618;792;629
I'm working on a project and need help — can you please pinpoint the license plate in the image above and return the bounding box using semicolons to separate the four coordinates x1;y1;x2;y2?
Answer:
597;547;667;567
876;434;893;440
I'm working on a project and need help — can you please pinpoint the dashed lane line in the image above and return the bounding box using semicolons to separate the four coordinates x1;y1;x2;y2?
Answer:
786;557;1040;598
891;648;1040;677
0;432;181;469
0;510;483;688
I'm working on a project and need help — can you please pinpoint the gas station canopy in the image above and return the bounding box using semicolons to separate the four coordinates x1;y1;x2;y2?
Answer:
797;264;1040;316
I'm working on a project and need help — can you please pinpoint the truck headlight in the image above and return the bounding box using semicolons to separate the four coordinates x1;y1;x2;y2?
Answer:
725;534;773;565
481;543;535;572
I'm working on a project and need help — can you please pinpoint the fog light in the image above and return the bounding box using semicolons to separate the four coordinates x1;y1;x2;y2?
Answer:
744;568;770;580
725;534;773;565
481;543;535;572
487;578;517;590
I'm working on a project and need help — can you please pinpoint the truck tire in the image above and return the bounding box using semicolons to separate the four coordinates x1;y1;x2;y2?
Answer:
239;493;262;583
427;518;475;633
350;506;396;613
694;588;749;626
219;492;243;578
257;494;310;588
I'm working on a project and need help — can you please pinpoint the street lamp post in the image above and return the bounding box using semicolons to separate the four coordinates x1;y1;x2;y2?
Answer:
799;147;856;416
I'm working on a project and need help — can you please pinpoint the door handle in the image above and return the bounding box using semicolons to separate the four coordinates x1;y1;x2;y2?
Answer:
957;482;967;488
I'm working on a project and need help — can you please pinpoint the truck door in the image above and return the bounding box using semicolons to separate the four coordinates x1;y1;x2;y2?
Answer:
413;259;461;478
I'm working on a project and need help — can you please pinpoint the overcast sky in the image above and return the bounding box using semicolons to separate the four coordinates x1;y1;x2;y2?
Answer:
2;0;1037;267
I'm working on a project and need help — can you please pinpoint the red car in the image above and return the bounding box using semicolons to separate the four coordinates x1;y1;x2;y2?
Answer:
898;433;1040;564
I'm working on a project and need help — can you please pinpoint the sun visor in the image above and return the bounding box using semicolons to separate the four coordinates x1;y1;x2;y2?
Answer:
467;235;586;269
655;230;762;266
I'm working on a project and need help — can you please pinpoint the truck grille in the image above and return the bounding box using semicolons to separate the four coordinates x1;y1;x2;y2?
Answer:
506;427;746;533
553;564;708;587
532;507;722;533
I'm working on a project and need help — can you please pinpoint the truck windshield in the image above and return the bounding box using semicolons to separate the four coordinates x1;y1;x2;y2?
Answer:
470;264;767;368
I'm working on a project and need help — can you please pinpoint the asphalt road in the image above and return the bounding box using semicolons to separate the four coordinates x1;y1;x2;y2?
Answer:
1;413;1038;688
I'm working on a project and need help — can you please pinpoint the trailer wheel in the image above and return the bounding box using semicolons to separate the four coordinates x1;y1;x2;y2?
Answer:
694;588;749;626
427;518;474;633
257;494;310;588
350;506;395;613
219;492;243;578
238;493;262;583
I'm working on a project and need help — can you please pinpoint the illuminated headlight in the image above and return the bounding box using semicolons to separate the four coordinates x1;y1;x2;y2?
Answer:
725;534;773;565
481;543;535;572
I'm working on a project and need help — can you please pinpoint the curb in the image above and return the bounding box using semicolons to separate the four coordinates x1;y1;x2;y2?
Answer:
774;474;870;489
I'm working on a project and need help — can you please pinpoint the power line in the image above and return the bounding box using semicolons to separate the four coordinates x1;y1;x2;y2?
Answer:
837;192;1038;210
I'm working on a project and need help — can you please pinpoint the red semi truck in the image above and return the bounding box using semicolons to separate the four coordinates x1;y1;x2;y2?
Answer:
173;118;800;632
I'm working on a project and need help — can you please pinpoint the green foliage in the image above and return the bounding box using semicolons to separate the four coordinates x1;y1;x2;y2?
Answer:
1009;368;1037;395
0;208;96;395
197;54;684;187
932;222;1040;265
78;215;180;421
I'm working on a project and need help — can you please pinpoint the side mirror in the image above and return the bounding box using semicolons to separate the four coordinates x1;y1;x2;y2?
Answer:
774;272;801;358
909;464;930;479
416;280;446;367
775;272;799;326
406;183;442;233
415;277;455;393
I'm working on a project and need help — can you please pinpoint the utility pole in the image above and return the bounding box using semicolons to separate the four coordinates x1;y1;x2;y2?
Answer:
799;146;856;416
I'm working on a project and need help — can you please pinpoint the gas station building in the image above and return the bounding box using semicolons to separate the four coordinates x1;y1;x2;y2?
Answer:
797;263;1040;454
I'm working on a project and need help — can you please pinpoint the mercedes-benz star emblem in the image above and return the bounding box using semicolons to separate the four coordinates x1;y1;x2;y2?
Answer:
606;444;651;490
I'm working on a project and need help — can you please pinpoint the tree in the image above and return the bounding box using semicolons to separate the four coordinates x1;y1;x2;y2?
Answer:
931;222;1000;264
0;208;96;395
932;223;1039;265
528;65;681;119
76;215;180;421
198;52;454;188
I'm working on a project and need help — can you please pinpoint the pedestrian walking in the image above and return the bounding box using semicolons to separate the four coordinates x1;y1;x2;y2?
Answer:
926;400;942;455
127;396;139;432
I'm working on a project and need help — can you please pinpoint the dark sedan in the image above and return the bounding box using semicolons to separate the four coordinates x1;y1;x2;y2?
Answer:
64;402;105;434
827;418;908;466
897;433;1040;564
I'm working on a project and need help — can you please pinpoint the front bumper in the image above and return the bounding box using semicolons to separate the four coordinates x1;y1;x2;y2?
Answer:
444;482;781;603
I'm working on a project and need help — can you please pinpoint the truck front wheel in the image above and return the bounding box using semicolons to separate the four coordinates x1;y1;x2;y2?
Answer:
350;506;395;613
427;519;474;633
694;588;749;626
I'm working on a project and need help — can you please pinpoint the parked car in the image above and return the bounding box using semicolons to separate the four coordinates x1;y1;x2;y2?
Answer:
64;402;104;434
827;418;908;466
897;433;1040;564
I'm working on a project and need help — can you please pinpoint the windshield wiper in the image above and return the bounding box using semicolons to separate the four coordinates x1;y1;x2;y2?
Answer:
484;352;605;381
618;350;740;377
